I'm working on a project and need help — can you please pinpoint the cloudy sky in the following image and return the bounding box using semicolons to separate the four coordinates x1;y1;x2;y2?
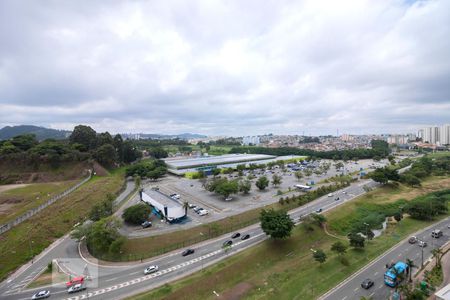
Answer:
0;0;449;136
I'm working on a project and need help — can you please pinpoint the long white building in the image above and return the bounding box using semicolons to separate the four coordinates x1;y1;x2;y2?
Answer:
419;124;450;145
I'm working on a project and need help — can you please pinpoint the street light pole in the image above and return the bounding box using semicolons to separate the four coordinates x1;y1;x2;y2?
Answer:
421;245;424;268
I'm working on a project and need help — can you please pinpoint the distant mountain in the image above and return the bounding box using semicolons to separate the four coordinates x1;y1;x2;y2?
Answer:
0;125;71;141
122;133;207;140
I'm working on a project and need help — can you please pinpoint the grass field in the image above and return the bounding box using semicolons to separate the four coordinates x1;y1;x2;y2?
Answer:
427;151;450;159
0;181;78;224
0;168;125;282
127;176;450;300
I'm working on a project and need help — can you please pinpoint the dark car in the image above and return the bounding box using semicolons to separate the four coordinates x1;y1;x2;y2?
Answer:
141;221;152;228
334;197;340;201
408;236;418;244
182;249;195;256
241;234;250;240
231;232;241;239
361;279;374;289
223;240;233;247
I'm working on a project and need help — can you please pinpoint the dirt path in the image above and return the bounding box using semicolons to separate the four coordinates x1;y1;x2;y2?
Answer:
0;184;30;194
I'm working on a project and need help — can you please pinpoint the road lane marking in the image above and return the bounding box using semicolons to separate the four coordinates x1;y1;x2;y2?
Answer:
374;272;378;276
353;287;358;292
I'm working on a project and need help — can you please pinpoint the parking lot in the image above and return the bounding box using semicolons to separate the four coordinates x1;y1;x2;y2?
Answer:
121;159;387;237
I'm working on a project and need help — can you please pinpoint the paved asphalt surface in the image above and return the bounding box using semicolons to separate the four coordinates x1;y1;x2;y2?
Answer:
320;217;450;300
0;179;381;300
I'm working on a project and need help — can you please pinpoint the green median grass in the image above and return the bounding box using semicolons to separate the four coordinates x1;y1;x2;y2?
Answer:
0;181;78;224
127;176;450;300
0;168;125;282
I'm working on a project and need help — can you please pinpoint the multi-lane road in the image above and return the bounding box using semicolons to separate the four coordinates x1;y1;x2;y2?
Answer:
320;217;450;300
1;179;379;300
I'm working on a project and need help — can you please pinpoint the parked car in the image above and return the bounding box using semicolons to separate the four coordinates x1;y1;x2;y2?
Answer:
31;290;50;300
231;232;241;239
432;230;443;238
141;221;152;228
241;234;251;240
170;194;181;200
188;203;195;209
223;240;233;247
144;265;159;275
66;276;84;288
182;249;195;256
67;283;86;294
408;236;418;244
194;207;203;213
199;209;209;216
361;279;374;289
418;240;427;247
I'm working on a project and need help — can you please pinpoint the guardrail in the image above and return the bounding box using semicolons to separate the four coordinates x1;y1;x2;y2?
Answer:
0;170;92;235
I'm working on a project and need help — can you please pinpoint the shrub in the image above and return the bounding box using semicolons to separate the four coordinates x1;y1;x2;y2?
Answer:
122;203;152;225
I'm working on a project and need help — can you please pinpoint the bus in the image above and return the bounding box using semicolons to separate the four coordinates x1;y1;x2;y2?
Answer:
384;261;409;287
295;184;312;191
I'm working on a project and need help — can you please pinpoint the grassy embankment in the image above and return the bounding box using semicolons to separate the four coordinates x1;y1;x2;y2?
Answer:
128;175;450;300
0;181;77;224
0;168;125;282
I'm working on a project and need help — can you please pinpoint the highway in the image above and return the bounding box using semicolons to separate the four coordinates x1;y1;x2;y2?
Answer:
0;179;379;300
320;217;450;300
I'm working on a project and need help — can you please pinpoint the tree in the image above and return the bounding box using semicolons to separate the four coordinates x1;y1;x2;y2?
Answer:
147;147;168;159
431;248;443;268
334;162;344;170
85;217;122;256
313;249;327;264
311;213;327;228
260;209;294;239
238;179;252;194
212;168;221;177
94;144;117;167
10;134;38;151
405;258;416;282
97;132;114;147
370;168;388;184
401;174;421;187
331;241;347;256
89;194;114;221
113;134;124;162
348;233;365;249
271;174;282;187
215;179;239;198
122;203;151;225
69;125;97;151
123;141;142;163
294;171;303;181
255;176;269;190
304;169;313;177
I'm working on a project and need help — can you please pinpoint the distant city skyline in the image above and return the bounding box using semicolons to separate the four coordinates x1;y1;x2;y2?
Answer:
0;1;449;135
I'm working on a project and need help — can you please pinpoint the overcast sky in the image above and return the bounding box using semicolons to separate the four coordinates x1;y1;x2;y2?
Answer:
0;0;449;136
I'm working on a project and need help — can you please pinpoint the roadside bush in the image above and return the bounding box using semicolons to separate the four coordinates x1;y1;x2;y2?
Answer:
122;203;152;225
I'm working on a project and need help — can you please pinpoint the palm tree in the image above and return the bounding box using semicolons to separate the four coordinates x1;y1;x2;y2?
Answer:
182;201;189;215
431;248;443;267
406;258;416;283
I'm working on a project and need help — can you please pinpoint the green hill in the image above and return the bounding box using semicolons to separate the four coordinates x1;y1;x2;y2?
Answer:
0;125;71;141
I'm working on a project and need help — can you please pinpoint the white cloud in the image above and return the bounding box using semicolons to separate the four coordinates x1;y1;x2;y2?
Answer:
0;0;449;136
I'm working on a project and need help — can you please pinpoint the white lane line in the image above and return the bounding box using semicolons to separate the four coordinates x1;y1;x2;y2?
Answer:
353;287;358;292
342;297;347;300
105;277;119;282
378;284;383;289
129;271;140;275
369;292;374;297
398;253;402;257
374;272;378;276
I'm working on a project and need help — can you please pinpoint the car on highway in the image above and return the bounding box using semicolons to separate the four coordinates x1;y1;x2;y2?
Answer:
141;221;152;228
327;193;333;197
361;278;374;289
144;265;159;274
223;240;233;247
67;283;86;294
225;197;233;201
418;240;427;247
231;232;241;239
241;234;250;240
342;191;347;194
182;249;195;256
315;208;323;213
66;276;84;288
334;197;340;201
408;236;418;244
199;209;209;216
432;230;443;238
31;290;50;299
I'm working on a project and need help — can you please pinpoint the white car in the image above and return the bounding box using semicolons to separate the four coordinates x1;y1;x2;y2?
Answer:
199;209;209;216
327;193;333;197
31;290;50;300
144;265;159;274
170;194;181;200
225;197;233;201
68;283;86;294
